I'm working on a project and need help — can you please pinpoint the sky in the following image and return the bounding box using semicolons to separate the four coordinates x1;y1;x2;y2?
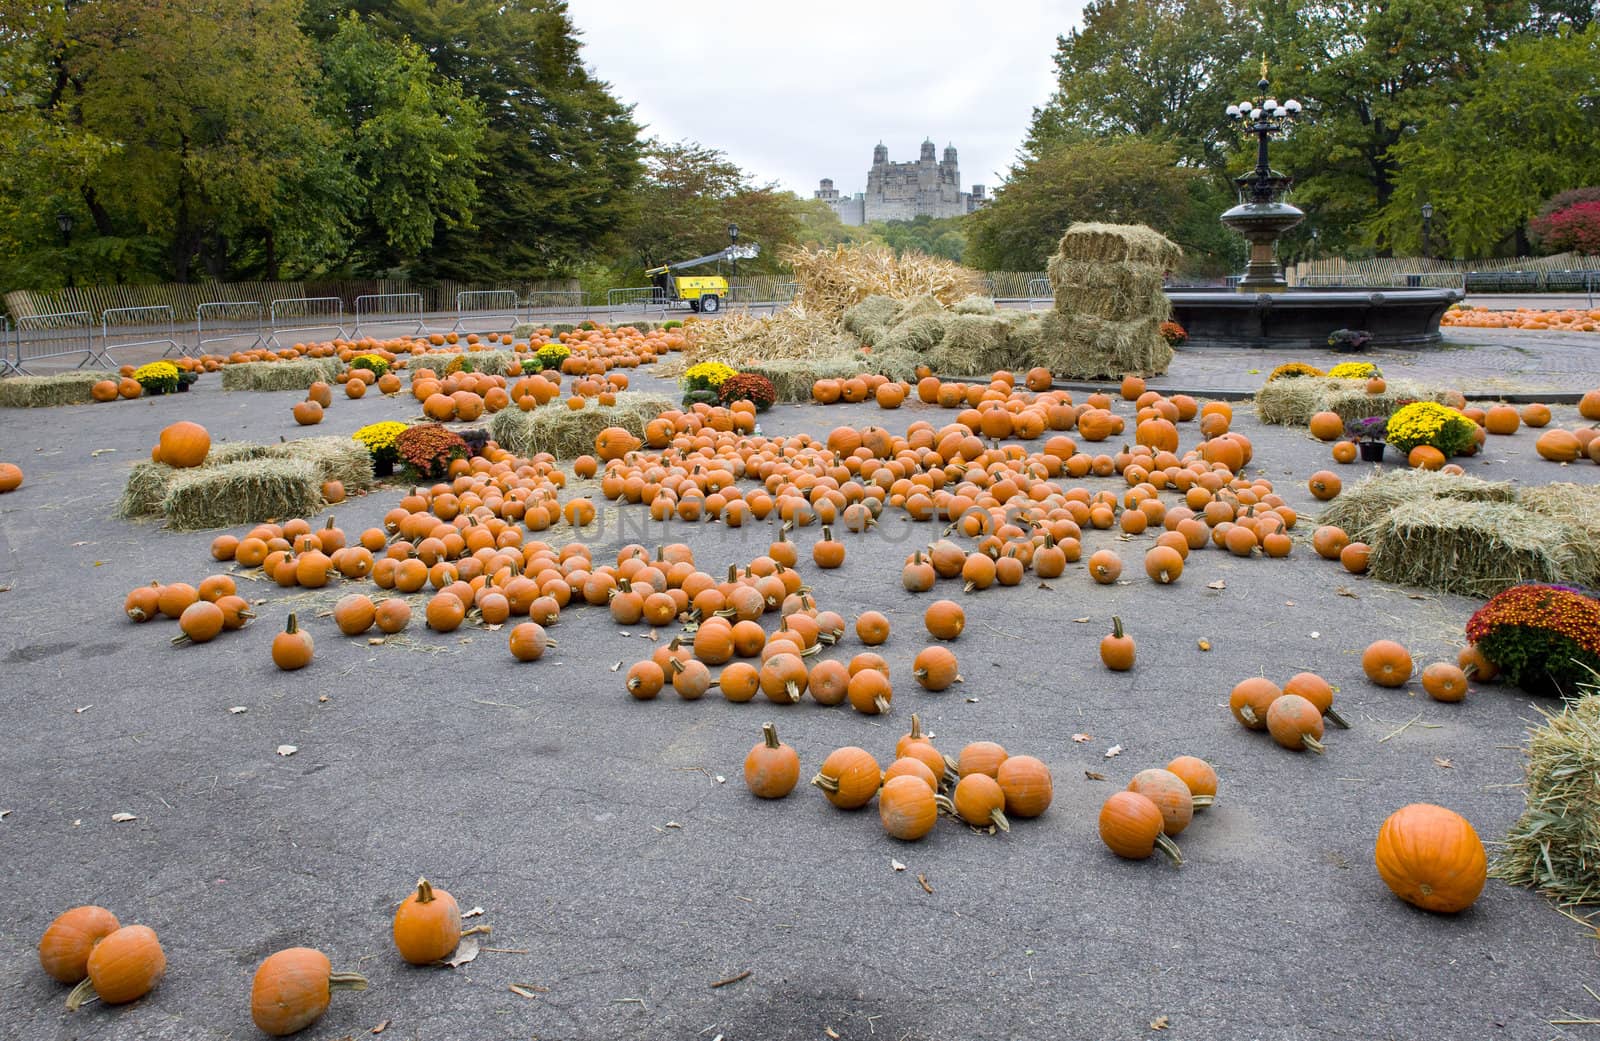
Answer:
567;1;1083;200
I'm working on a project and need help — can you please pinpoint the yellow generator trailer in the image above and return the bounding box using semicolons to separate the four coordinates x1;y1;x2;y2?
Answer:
645;243;759;313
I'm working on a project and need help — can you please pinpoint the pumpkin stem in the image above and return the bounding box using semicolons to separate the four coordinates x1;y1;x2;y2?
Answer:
933;794;956;815
873;695;891;715
328;972;369;992
1110;615;1125;640
285;613;299;635
324;516;335;530
762;722;781;749
1154;833;1184;865
1302;734;1326;755
65;979;98;1011
1191;795;1215;809
810;772;840;793
990;808;1012;833
908;713;924;741
1239;704;1258;726
415;877;435;903
1324;706;1351;730
785;681;802;703
461;924;492;938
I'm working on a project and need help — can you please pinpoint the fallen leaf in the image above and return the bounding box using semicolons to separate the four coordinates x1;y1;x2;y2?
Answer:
714;775;726;784
229;706;248;715
90;448;117;457
610;661;622;672
1433;757;1454;769
372;1021;390;1034
664;821;682;829
92;561;105;567
1197;639;1211;651
1151;1015;1171;1030
1104;744;1123;759
441;935;479;967
645;629;659;641
1038;581;1054;590
461;906;485;919
1310;631;1321;639
826;1029;842;1040
276;744;298;757
965;696;979;704
508;983;540;999
1073;616;1090;623
1336;586;1360;599
1084;770;1106;781
917;874;934;894
111;812;138;823
1072;733;1092;743
367;636;386;645
72;541;89;548
1207;580;1226;590
1285;600;1296;606
890;859;906;872
317;695;329;703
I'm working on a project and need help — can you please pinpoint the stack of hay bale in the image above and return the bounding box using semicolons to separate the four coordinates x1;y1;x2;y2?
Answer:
1038;223;1181;380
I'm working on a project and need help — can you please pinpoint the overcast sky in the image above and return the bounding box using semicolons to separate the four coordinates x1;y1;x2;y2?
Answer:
567;1;1082;199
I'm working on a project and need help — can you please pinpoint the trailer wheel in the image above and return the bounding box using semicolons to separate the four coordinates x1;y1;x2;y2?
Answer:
700;295;721;314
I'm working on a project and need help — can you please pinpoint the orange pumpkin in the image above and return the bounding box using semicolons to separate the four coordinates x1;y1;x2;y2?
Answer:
251;947;368;1036
1374;803;1486;913
157;421;210;468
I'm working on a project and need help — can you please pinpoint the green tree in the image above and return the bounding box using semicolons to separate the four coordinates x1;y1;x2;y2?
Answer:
328;0;643;281
314;14;485;276
966;138;1201;270
864;216;968;262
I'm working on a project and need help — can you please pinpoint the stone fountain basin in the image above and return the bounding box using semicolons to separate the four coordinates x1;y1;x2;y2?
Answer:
1167;287;1461;350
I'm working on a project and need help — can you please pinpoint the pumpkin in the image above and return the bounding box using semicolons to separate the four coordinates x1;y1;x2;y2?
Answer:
39;905;120;984
1098;791;1182;863
995;755;1052;817
744;722;800;798
952;773;1010;831
1283;671;1349;728
1331;440;1357;464
1099;616;1134;671
1421;662;1468;702
626;660;665;699
671;657;714;699
308;381;333;407
215;595;254;630
292;400;324;425
1266;693;1326;753
1165;756;1217;809
65;924;165;1010
956;740;1007;779
157;421;210;468
1373;803;1487;913
425;591;466;632
1535;428;1582;462
1308;411;1345;441
924;599;965;640
1483;404;1520;435
1362;640;1413;687
1087;549;1122;583
879;774;945;841
846;668;893;714
250;946;368;1036
393;877;462;964
594;426;641;461
912;645;960;691
854;611;890;645
1143;545;1183;584
758;652;807;703
811;746;881;809
1229;677;1281;730
1127;768;1193;834
1339;541;1370;574
271;613;315;670
1457;644;1498;683
1312;525;1349;560
1408;445;1446;470
375;598;411;634
1582;389;1600;422
174;600;225;645
812;526;845;568
157;582;199;619
125;583;161;623
91;379;119;402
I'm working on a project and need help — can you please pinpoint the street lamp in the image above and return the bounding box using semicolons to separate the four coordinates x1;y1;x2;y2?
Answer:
1219;61;1305;290
1420;203;1434;261
727;223;739;290
57;212;75;288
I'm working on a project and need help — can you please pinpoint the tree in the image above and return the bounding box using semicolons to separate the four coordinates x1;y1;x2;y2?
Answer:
1026;0;1251;169
864;216;968;263
966;138;1200;271
314;14;485;276
1530;201;1600;255
332;0;643;281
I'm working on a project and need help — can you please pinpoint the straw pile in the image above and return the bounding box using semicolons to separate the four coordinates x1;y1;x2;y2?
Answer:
1518;484;1600;588
451;350;518;376
1255;377;1461;426
842;296;904;346
782;243;985;321
117;438;370;519
487;393;672;459
161;460;322;530
1365;500;1577;597
276;436;375;493
221;358;342;392
953;295;998;315
0;372;105;408
1492;691;1600;905
1038;223;1179;379
656;305;858;379
1316;469;1516;539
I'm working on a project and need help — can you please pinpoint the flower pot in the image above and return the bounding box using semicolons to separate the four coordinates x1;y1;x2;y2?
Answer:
1358;442;1387;462
373;457;395;478
175;381;190;392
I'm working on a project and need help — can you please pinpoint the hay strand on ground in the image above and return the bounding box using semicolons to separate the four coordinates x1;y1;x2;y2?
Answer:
220;358;343;392
0;372;106;408
487;393;672;458
160;460;322;530
1492;690;1600;905
1366;499;1575;597
1315;468;1517;540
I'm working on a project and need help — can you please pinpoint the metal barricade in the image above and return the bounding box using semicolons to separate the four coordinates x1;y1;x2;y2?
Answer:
268;297;348;347
100;305;181;363
772;283;800;304
196;301;267;355
521;291;589;326
354;292;425;336
14;311;98;371
1026;278;1051;310
606;287;666;317
0;317;17;377
452;290;520;333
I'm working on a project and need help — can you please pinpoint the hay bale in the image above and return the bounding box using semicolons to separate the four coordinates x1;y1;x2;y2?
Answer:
220;358;342;392
1316;469;1517;540
877;313;948;357
1255;378;1332;426
1365;500;1575;597
953;295;997;315
842;295;903;346
1035;311;1172;379
269;436;375;493
1320;379;1457;424
1492;691;1600;905
1046;257;1169;322
862;348;925;384
487;393;672;459
511;322;537;340
928;315;1012;377
0;372;105;408
1055;222;1183;268
160;459;322;530
781;242;985;321
1518;484;1600;588
455;349;516;376
116;443;279;518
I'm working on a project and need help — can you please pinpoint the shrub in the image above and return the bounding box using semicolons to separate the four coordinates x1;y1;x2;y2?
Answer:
1385;401;1477;456
1467;584;1600;695
395;423;469;479
1159;320;1187;346
718;372;777;412
1529;201;1600;256
1536;186;1600;220
1267;362;1325;381
350;354;390;378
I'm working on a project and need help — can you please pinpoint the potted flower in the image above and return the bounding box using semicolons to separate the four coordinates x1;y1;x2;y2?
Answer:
1159;320;1187;347
352;420;408;478
1347;416;1389;461
681;361;737;407
1466;584;1600;697
133;361;181;396
1385;401;1478;459
717;372;777;412
177;370;199;392
395;422;469;480
1328;329;1373;353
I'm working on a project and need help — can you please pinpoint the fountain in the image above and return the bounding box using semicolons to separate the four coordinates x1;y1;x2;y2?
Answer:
1166;62;1459;350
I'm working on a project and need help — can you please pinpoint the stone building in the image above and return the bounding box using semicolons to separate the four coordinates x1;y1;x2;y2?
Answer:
816;140;987;226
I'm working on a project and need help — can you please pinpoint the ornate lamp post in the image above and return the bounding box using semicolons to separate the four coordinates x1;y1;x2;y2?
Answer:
57;212;75;288
1420;203;1433;260
728;223;739;289
1220;61;1304;291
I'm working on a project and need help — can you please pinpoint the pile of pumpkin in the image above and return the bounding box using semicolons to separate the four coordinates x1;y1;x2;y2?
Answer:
1312;391;1600;469
745;714;1054;842
88;358;208;402
38;874;485;1035
1097;756;1218;864
1441;306;1600;332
